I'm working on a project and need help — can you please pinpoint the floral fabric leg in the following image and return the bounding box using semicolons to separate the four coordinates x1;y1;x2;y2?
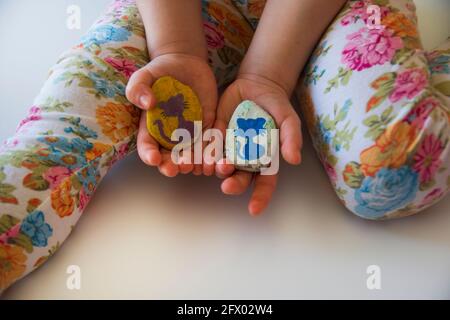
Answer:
298;0;450;219
0;0;149;292
0;0;259;293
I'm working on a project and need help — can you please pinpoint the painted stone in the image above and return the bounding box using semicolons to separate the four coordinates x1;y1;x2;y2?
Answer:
225;100;277;172
147;76;202;150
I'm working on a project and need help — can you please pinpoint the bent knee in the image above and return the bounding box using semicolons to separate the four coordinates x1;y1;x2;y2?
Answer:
337;163;449;220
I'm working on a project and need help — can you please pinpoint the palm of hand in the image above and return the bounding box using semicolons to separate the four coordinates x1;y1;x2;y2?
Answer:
213;76;303;215
126;53;218;177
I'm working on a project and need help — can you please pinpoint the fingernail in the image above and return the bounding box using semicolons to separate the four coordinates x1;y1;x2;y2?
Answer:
140;95;151;109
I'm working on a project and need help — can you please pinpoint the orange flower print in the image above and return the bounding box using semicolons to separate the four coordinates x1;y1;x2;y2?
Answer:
96;102;140;143
248;0;266;19
208;1;253;49
51;179;75;218
208;1;226;21
360;122;418;176
382;12;418;38
85;142;112;161
223;12;253;48
0;244;27;290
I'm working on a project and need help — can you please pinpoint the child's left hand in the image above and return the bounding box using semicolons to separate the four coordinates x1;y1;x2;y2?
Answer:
210;73;303;215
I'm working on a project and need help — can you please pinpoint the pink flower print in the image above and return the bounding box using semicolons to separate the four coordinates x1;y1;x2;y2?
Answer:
0;138;19;152
16;106;42;132
421;188;444;207
389;68;428;103
203;21;225;49
341;1;388;26
342;27;403;71
404;97;439;129
0;223;21;244
43;166;72;190
116;143;129;160
341;1;366;26
104;57;138;78
322;158;337;184
108;143;130;168
78;187;91;211
413;134;443;184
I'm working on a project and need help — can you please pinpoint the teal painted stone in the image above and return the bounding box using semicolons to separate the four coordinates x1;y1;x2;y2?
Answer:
225;100;277;172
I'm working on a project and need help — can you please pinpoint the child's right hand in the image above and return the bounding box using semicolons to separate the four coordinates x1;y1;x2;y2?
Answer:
126;53;218;177
212;73;303;215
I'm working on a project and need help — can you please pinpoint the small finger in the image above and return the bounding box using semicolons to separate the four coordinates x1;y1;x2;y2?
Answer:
248;174;278;216
179;154;194;174
221;171;253;195
215;159;235;179
193;164;203;176
158;151;179;177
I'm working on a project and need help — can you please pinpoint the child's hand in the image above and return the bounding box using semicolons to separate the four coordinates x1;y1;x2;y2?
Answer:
126;53;218;177
212;74;303;215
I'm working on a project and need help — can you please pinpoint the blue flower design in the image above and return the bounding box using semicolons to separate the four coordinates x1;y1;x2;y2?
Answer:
20;211;53;247
61;117;98;140
76;161;100;196
37;136;91;170
88;72;125;98
317;99;352;152
429;55;450;75
38;136;72;153
71;137;94;154
318;121;332;145
81;25;131;47
38;136;93;154
354;166;419;219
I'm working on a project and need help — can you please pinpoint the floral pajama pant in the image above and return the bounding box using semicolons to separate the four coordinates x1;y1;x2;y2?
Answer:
0;0;449;292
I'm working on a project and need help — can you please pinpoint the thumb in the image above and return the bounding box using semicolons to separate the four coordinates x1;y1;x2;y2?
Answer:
267;99;302;166
126;67;157;110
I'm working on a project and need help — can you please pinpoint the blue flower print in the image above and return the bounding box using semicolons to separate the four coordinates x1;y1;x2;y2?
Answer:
88;72;126;98
428;54;450;75
76;161;100;196
81;25;131;47
20;211;53;247
37;136;91;170
60;117;98;140
38;136;93;155
354;166;419;219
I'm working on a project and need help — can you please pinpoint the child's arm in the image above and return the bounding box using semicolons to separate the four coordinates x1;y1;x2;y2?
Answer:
136;0;207;60
127;1;217;176
240;0;347;96
215;0;346;215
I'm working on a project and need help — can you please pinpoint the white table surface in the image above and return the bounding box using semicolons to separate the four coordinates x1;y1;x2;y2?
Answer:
1;0;450;299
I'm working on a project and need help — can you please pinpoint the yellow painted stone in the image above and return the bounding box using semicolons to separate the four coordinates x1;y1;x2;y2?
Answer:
146;76;202;150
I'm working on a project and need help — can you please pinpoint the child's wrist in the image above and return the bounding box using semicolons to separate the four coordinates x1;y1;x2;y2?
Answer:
149;39;208;62
237;62;294;97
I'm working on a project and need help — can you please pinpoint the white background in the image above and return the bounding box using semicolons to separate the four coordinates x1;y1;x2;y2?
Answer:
1;0;450;299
